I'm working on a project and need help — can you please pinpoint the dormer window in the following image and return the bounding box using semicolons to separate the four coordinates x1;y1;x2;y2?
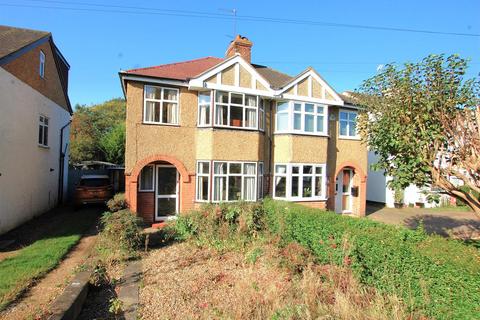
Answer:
39;50;45;78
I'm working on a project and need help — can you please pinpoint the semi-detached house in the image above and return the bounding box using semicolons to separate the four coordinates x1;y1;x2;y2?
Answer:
119;35;367;224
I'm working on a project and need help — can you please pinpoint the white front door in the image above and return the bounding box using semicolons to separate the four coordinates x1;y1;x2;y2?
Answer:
155;165;179;221
335;169;353;214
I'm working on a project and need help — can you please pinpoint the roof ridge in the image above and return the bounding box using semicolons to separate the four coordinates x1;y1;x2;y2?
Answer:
125;56;223;73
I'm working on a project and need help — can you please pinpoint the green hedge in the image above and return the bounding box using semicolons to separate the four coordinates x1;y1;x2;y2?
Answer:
262;198;480;319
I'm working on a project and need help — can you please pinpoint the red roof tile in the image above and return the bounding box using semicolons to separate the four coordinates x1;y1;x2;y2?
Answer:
124;56;224;81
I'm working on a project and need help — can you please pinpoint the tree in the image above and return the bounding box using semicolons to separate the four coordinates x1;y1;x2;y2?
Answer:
356;54;480;215
99;122;126;164
70;98;126;164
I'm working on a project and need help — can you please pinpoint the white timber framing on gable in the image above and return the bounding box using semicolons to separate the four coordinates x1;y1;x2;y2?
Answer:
189;54;274;96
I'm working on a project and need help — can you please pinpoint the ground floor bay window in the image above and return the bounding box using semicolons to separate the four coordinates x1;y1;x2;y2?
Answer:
196;160;263;202
274;163;327;200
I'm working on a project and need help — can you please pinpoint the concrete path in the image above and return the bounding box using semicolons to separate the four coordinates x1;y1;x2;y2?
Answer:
367;203;480;240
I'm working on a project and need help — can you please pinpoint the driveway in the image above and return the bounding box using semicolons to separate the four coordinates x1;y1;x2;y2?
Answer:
367;202;480;240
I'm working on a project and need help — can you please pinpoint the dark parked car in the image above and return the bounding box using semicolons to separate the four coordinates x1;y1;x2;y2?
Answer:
74;175;113;206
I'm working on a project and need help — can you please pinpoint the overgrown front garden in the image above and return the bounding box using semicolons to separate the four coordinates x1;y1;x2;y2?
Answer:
138;198;480;319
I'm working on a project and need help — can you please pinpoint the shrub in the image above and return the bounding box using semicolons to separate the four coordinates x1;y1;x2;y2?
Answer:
262;198;480;319
107;193;127;212
96;209;143;263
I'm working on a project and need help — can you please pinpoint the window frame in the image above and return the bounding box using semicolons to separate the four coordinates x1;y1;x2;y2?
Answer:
258;162;264;199
138;165;155;192
39;50;45;78
197;91;212;127
210;160;259;203
273;163;327;201
143;85;180;125
338;109;359;139
195;160;211;202
275;101;328;136
213;90;261;130
38;114;49;147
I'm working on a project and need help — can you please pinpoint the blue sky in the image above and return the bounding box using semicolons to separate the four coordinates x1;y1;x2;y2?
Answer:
1;0;479;108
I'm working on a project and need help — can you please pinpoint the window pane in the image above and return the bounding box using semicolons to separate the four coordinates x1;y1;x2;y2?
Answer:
198;176;209;200
199;105;210;125
245;108;257;128
157;198;176;216
294;103;301;111
229;163;241;174
305;114;314;132
213;177;227;201
340;121;348;136
340;112;348;120
215;105;228;125
302;176;313;197
303;165;313;174
292;166;299;174
231;93;243;105
349;112;357;121
245;95;256;107
216;91;228;103
43;126;48;146
294;113;301;130
275;165;286;174
349;122;357;136
243;177;256;201
38;125;43;144
244;163;256;175
315;176;323;197
277;102;289;112
277;113;288;131
228;176;242;200
315;166;323;174
145;86;161;99
258;163;264;174
316;105;324;114
316;116;324;132
44;118;49;126
305;103;314;113
197;162;209;174
144;101;153;122
157;167;177;195
140;166;153;190
162;103;177;124
291;176;299;197
199;92;211;104
154;102;161;122
214;162;227;174
163;89;178;101
230;106;243;127
259;109;264;130
274;176;286;197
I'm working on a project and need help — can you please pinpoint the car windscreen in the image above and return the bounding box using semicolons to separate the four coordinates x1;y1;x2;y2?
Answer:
80;178;110;187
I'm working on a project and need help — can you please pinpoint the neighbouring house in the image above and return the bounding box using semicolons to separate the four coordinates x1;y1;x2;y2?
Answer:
119;35;367;223
0;25;72;234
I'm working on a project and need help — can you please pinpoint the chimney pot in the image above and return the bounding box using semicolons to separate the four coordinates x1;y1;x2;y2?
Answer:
225;35;253;63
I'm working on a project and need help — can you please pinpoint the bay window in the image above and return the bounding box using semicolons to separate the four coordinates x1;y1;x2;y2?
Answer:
198;92;211;126
276;101;327;135
144;85;179;125
214;91;262;130
339;109;358;138
273;163;327;200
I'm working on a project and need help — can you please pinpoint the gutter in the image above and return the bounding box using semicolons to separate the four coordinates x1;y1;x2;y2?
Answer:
58;120;72;204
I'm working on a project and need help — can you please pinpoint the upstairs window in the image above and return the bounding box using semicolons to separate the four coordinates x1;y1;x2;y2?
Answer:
214;91;259;129
38;115;49;147
144;85;179;125
339;109;358;138
39;50;45;78
198;92;211;126
276;101;327;135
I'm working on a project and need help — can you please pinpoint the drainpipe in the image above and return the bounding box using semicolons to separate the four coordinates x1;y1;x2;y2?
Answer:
58;120;72;204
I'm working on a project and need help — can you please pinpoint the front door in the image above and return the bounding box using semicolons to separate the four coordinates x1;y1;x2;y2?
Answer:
335;169;353;214
155;165;178;221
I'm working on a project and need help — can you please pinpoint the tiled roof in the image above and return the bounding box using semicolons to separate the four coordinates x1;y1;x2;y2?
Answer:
0;25;50;60
124;56;224;81
252;64;293;89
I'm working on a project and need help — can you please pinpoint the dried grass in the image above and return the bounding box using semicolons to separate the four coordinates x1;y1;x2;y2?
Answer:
140;241;408;320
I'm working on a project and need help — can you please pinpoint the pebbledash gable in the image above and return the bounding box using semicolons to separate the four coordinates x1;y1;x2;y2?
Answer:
119;35;368;224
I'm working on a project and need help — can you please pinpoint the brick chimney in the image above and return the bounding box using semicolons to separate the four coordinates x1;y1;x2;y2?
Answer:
225;35;253;63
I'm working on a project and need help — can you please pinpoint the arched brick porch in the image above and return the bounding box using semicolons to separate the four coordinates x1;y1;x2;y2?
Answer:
328;161;367;217
125;154;195;222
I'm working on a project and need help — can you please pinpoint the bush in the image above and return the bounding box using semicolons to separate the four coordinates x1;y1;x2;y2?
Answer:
262;198;480;319
107;193;127;212
96;209;143;263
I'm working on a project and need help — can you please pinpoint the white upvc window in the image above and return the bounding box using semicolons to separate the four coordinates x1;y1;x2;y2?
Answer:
39;50;45;78
258;162;264;199
214;91;259;130
197;91;212;126
143;85;179;125
259;99;265;131
339;109;359;138
139;165;155;191
275;101;328;136
196;161;210;201
212;161;258;202
273;163;327;201
38;115;49;147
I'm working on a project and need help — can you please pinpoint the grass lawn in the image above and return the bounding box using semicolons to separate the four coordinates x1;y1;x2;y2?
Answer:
0;208;99;310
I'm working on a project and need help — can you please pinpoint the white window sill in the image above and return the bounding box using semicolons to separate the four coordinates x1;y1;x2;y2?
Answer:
273;196;328;202
138;189;154;193
38;144;50;149
274;131;329;137
142;121;180;127
338;135;361;141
